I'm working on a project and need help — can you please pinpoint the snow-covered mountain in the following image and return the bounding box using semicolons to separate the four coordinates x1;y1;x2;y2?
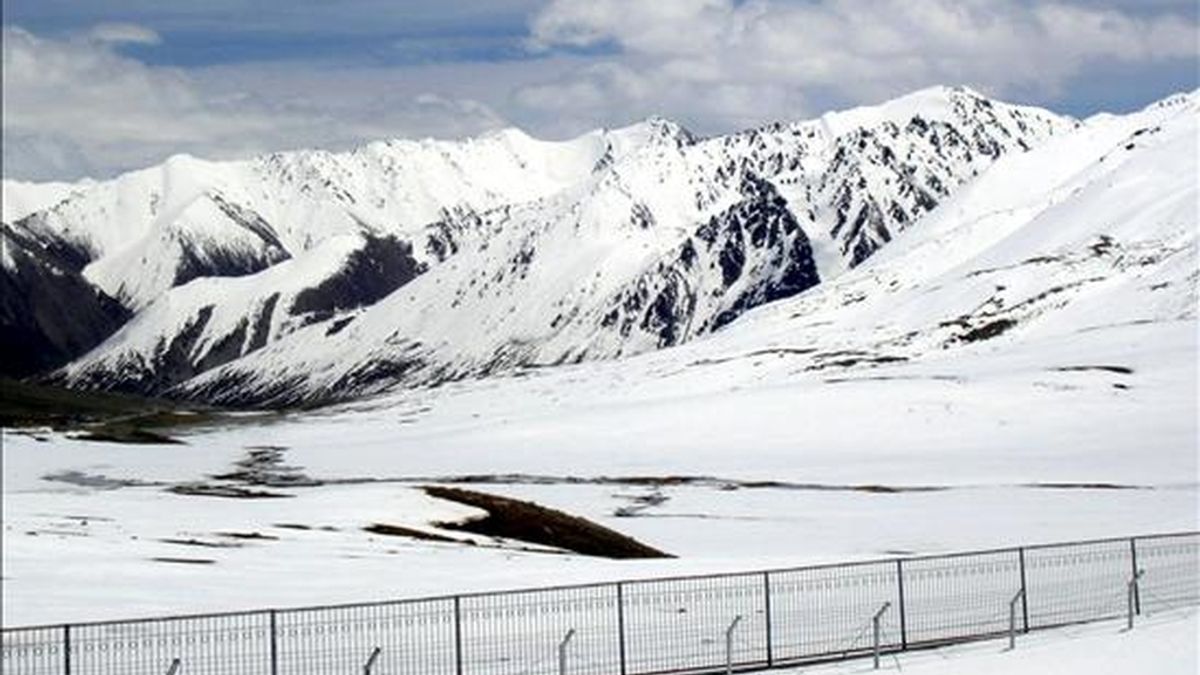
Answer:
1;223;130;377
8;86;1193;407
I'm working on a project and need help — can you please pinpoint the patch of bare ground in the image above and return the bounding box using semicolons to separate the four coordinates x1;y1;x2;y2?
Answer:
216;531;279;541
168;483;291;499
74;426;185;444
158;537;243;548
273;523;339;532
362;523;461;543
407;474;950;494
210;446;322;487
423;486;671;559
1023;482;1146;490
1052;365;1135;375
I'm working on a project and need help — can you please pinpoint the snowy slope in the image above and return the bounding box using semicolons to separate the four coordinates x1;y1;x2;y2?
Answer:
176;87;1196;477
1;225;130;376
0;119;667;381
172;89;1190;407
8;125;649;310
2;90;1196;622
0;178;83;223
2;92;1197;626
60;232;422;393
40;86;1071;400
795;611;1199;675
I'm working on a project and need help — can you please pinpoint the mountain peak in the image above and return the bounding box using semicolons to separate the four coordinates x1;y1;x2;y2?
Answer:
814;84;1068;139
633;115;697;146
1144;89;1199;113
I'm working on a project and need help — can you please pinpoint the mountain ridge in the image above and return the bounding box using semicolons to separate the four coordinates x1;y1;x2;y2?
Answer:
4;86;1192;407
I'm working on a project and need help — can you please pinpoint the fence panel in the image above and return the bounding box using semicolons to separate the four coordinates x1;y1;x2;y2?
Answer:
277;597;455;675
3;533;1197;675
623;572;767;674
1;626;64;675
1137;533;1200;614
459;584;620;674
902;549;1022;645
767;560;899;664
1024;538;1131;629
71;611;271;675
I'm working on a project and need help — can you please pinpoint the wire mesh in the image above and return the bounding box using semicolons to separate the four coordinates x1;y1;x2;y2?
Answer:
1024;538;1131;629
902;549;1022;645
1136;533;1199;614
2;533;1196;675
622;572;767;673
71;611;271;675
767;560;900;664
277;597;455;675
1;625;64;675
458;583;620;674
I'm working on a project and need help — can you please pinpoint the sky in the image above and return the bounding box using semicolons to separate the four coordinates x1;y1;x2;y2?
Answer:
2;0;1197;181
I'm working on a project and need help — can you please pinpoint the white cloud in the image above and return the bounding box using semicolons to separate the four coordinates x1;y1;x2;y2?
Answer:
3;3;1196;181
87;22;162;46
521;0;1200;130
0;26;516;180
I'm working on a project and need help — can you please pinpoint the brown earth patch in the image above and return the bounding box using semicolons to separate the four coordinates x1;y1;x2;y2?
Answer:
424;486;671;559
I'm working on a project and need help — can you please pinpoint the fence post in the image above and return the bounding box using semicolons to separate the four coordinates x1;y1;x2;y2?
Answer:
1127;570;1144;630
453;596;464;675
1017;548;1029;633
872;602;891;670
1129;538;1141;615
725;615;743;675
895;560;908;650
63;624;71;675
558;628;576;675
616;583;627;675
763;572;774;667
363;646;381;675
268;610;278;675
1008;589;1024;650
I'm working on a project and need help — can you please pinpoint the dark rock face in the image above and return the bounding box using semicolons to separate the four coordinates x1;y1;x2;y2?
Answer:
164;194;292;292
211;194;289;254
63;305;218;395
180;369;313;408
291;234;424;318
424;206;486;263
66;233;425;397
170;237;289;290
17;192;293;303
701;175;820;330
599;174;819;348
247;293;281;352
821;92;1059;268
0;225;130;378
601;266;697;348
6;216;92;272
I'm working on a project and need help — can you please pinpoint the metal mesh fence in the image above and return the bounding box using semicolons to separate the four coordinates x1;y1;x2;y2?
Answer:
459;584;620;675
1024;538;1132;629
1135;534;1200;614
70;612;271;675
623;572;768;673
276;597;455;675
902;549;1022;645
1;624;62;675
769;560;899;664
3;532;1196;675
